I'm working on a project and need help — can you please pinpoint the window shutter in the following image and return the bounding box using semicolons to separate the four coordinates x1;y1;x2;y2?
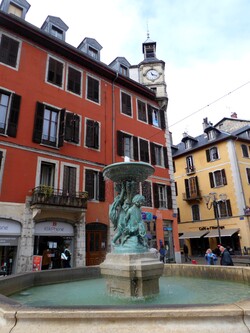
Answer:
167;185;172;209
160;109;166;129
65;112;74;141
117;131;124;156
94;121;99;149
122;93;131;115
163;147;169;168
150;142;156;165
86;119;94;147
227;200;232;216
147;105;153;125
33;102;44;143
175;181;178;196
184;179;190;199
58;108;65;147
85;170;94;199
140;139;149;162
99;172;105;201
73;114;80;144
209;172;214;188
222;169;227;185
87;77;99;103
195;176;200;196
206;149;211;162
153;183;159;208
133;136;139;161
7;93;21;137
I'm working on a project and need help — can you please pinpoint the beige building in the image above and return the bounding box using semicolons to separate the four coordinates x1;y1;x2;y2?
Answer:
172;116;250;256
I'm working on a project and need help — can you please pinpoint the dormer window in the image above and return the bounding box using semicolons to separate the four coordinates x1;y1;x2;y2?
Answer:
51;25;63;40
88;46;98;60
184;140;192;149
119;65;128;76
207;129;216;140
8;2;23;17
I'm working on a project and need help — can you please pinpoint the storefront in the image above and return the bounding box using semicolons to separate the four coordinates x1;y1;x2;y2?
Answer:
34;221;74;269
0;219;21;275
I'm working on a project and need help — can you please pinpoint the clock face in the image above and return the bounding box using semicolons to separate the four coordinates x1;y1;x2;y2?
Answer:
146;69;160;81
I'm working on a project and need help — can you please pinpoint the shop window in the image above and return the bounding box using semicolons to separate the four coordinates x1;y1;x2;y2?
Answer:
0;89;21;137
86;75;100;103
121;92;132;116
46;56;64;87
33;102;65;148
67;66;82;95
209;169;227;188
137;100;147;122
85;119;99;149
0;33;20;68
64;112;80;144
139;138;149;163
84;169;105;201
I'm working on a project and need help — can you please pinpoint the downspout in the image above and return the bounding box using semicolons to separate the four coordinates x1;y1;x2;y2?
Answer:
112;72;119;163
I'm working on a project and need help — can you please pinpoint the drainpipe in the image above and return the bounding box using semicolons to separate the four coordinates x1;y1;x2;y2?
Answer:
112;72;119;163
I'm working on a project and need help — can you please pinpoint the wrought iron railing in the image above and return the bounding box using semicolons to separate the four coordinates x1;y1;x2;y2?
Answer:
30;186;88;209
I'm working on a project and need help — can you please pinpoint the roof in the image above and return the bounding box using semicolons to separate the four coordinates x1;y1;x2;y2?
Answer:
41;15;69;31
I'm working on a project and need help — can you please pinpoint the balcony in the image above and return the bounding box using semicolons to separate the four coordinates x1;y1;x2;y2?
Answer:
182;192;202;202
30;186;88;209
185;166;196;175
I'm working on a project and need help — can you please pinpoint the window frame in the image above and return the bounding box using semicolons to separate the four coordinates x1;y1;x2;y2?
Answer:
206;146;219;162
66;65;82;96
64;112;80;144
36;157;59;189
60;162;80;196
86;74;100;104
139;138;149;163
46;55;65;88
209;169;227;188
0;89;21;137
141;181;153;207
84;168;105;201
85;118;100;150
241;144;249;158
246;168;250;184
137;99;147;123
192;204;200;221
0;32;21;69
120;91;132;117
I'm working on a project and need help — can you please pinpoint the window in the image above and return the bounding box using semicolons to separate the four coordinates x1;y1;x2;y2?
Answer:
46;57;64;87
85;169;105;201
186;156;195;174
150;143;168;168
63;166;76;195
0;90;21;137
117;131;138;160
209;169;227;188
0;33;20;68
206;147;219;162
147;105;166;129
216;200;232;218
184;176;200;199
137;100;147;122
33;102;65;148
207;130;216;140
153;183;172;209
8;3;23;17
64;112;80;144
139;138;149;162
88;47;98;60
192;204;200;221
141;181;152;207
145;45;155;58
87;76;100;103
184;140;192;149
85;119;99;149
51;25;63;40
241;144;249;158
121;92;132;116
40;162;55;187
246;168;250;184
67;66;81;95
119;65;128;76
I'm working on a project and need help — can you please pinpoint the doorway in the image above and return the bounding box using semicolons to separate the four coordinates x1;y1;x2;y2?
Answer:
86;223;107;266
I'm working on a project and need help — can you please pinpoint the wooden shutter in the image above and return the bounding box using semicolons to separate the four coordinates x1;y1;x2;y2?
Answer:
58;108;65;147
163;147;169;168
160;109;166;129
85;170;94;199
133;136;139;161
184;179;190;199
153;183;159;208
65;112;74;141
122;93;131;115
222;169;227;185
94;121;99;149
227;200;232;216
7;93;21;137
63;166;76;195
150;142;156;165
209;172;215;188
87;77;99;103
117;131;124;156
206;149;211;162
33;102;44;143
167;185;172;209
99;172;105;201
140;139;149;162
73;114;80;144
86;120;99;148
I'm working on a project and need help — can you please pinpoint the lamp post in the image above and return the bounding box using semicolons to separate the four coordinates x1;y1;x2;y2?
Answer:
203;192;227;245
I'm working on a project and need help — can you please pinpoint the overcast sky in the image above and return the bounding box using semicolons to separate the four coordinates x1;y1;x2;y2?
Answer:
25;0;250;143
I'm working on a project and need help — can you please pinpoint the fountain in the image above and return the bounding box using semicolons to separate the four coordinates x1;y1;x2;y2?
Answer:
101;161;164;297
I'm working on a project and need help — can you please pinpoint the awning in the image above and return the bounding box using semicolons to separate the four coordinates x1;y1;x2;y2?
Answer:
204;228;239;238
179;231;209;239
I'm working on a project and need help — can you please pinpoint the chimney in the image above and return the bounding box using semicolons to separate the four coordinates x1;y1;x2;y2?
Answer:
231;112;237;119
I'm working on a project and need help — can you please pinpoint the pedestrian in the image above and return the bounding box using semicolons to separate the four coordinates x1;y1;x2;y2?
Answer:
149;244;159;259
219;245;234;266
61;244;71;268
183;243;191;262
41;248;51;270
205;248;217;265
159;244;166;263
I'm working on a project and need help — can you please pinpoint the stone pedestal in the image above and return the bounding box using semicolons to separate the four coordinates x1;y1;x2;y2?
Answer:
100;252;164;297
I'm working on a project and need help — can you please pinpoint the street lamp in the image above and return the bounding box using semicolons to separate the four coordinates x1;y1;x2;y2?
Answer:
203;192;227;245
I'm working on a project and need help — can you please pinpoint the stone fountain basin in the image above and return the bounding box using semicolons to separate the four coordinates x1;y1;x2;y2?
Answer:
103;162;155;183
0;265;249;333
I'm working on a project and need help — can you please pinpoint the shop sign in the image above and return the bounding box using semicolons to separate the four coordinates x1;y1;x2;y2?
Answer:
33;255;42;271
199;226;225;231
0;220;21;235
141;212;157;221
35;221;74;236
0;237;19;246
163;227;172;231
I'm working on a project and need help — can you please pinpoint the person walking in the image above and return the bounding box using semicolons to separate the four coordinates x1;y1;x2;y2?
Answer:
219;245;234;266
159;244;166;263
183;243;191;262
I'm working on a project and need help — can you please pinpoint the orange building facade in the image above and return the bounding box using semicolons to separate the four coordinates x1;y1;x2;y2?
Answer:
0;2;179;274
